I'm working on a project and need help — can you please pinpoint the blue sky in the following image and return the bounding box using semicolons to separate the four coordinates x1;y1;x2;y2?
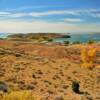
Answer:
0;0;100;33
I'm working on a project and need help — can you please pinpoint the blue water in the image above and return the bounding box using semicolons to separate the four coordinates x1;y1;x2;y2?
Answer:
0;33;100;43
0;33;12;38
53;33;100;43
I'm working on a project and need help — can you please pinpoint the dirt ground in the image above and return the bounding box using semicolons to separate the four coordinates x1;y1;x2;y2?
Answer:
0;40;100;100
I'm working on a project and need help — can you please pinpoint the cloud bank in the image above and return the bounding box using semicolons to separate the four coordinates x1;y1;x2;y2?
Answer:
0;20;100;33
0;9;100;33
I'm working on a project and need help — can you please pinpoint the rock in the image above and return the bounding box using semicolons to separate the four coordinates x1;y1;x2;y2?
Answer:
0;81;8;92
54;96;64;100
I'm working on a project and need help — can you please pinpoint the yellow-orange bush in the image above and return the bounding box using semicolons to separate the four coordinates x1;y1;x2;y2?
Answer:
81;45;96;69
0;90;39;100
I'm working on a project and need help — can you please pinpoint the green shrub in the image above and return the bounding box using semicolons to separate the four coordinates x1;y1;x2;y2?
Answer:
64;41;69;46
72;81;80;93
47;38;53;42
72;41;81;44
87;40;95;44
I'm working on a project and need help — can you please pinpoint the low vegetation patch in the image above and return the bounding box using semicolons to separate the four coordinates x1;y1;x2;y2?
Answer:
81;45;96;69
0;91;36;100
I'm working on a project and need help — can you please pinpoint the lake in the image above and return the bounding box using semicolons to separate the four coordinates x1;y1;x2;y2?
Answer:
53;33;100;43
0;33;100;43
0;33;12;38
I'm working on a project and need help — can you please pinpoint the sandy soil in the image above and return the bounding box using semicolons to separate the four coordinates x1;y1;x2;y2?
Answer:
0;40;100;100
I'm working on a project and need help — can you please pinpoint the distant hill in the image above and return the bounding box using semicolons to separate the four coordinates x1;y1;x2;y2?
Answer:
7;33;71;41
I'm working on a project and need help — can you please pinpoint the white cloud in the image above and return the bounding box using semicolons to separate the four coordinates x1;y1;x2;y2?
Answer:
0;12;27;18
0;9;100;18
0;10;80;18
91;13;100;18
77;24;100;32
0;9;100;33
0;11;10;16
0;20;79;33
8;13;28;18
0;19;100;33
30;10;80;17
96;14;100;18
63;18;82;22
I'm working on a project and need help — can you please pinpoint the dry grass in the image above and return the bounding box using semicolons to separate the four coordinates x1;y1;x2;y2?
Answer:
0;40;99;100
0;91;36;100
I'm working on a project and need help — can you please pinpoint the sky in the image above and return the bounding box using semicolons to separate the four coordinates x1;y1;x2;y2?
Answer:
0;0;100;33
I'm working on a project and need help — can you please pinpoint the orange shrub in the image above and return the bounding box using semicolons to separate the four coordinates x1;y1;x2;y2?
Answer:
81;45;96;69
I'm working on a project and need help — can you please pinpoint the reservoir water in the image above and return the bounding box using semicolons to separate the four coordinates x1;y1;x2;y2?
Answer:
0;33;100;43
53;33;100;43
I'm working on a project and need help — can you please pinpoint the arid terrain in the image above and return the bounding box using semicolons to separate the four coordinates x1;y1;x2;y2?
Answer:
0;38;100;100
